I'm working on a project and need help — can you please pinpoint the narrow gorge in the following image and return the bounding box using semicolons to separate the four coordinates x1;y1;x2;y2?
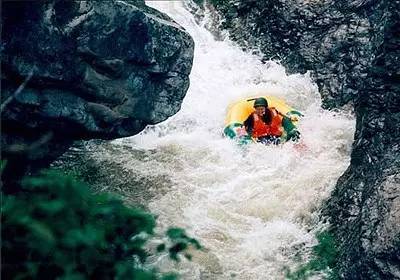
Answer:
1;0;398;279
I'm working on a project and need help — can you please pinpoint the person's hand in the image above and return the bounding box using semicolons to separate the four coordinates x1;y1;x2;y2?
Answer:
236;126;248;137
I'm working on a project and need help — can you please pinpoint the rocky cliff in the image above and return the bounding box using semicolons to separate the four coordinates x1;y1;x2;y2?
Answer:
199;0;400;278
1;0;194;179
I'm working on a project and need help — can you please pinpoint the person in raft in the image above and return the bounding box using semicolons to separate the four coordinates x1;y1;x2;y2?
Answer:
243;97;299;145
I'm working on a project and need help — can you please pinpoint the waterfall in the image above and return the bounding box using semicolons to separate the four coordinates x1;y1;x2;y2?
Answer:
96;1;356;278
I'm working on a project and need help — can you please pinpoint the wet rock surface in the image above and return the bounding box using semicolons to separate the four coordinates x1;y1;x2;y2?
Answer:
201;0;400;278
199;0;388;109
1;0;194;172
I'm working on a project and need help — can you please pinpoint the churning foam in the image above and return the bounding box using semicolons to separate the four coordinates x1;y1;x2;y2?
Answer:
102;1;356;279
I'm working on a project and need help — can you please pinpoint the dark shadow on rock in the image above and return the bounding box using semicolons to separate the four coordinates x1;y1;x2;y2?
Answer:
1;0;194;179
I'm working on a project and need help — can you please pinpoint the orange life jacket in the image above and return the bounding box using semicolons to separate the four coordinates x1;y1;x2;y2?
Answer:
252;108;283;138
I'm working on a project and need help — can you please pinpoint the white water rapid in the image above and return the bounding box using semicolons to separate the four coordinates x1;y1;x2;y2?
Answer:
105;1;356;279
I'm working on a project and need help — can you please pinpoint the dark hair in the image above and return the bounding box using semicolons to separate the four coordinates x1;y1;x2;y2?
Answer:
263;108;273;124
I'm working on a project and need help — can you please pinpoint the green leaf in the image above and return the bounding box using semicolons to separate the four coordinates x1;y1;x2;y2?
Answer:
184;254;192;261
38;200;66;213
0;159;7;173
28;221;55;245
189;238;202;249
157;243;166;252
161;272;178;280
166;228;186;239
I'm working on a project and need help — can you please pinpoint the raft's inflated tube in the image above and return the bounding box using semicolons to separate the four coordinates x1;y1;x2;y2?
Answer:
223;95;303;144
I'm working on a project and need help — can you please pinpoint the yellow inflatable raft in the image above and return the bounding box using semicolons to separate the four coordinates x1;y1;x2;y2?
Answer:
224;95;303;144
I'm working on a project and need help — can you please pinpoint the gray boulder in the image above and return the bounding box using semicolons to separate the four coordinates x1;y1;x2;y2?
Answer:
1;0;194;171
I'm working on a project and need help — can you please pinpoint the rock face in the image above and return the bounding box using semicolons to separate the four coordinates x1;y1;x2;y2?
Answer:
201;0;400;278
326;2;400;277
1;0;194;172
200;0;393;109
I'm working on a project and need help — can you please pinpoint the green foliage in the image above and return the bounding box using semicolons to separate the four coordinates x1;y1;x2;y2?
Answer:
164;228;202;261
0;159;7;173
2;170;200;280
286;231;339;280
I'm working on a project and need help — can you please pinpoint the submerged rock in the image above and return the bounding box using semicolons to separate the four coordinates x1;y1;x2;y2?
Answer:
201;0;400;278
1;0;194;173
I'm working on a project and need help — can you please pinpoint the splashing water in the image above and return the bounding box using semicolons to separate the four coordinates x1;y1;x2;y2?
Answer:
96;1;356;279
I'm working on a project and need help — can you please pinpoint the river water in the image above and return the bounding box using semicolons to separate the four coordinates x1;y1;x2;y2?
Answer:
87;1;356;279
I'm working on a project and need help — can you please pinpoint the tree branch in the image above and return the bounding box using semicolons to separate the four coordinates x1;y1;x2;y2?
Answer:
1;68;35;113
